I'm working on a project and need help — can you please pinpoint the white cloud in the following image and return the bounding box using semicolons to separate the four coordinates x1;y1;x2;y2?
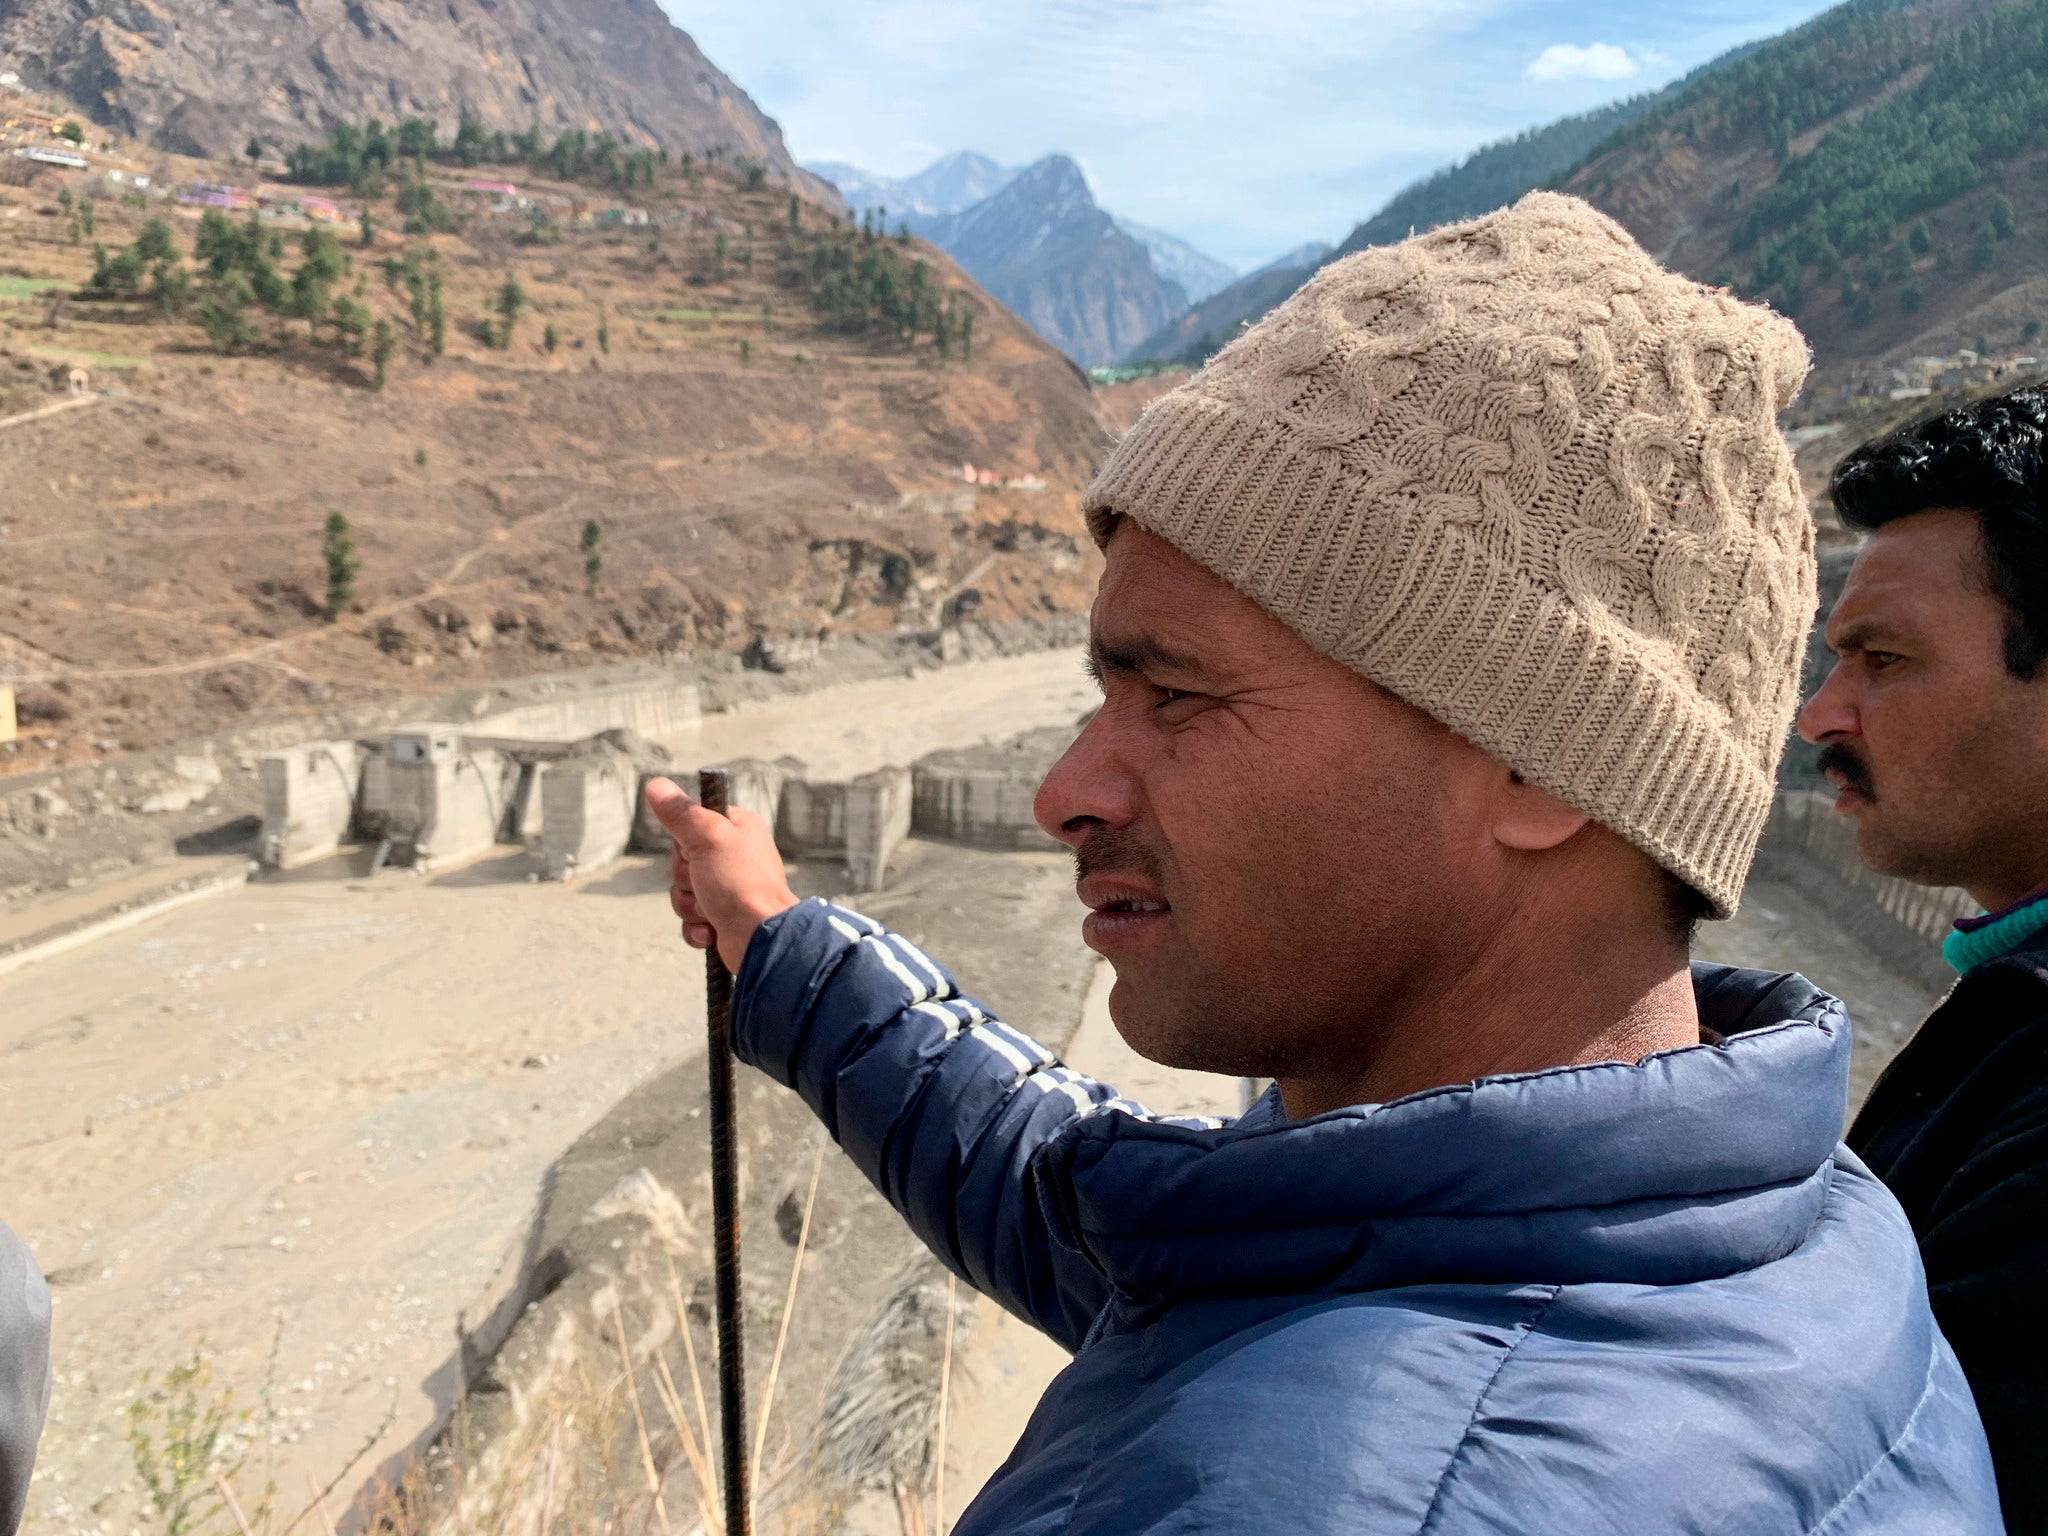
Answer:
1525;42;1639;81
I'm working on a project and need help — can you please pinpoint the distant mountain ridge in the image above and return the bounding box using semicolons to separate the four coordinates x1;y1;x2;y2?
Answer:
1120;40;1757;366
804;151;1018;218
911;155;1189;367
1111;219;1237;304
809;150;1237;361
0;0;832;196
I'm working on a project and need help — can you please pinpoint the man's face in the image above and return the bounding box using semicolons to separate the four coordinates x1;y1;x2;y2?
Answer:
1798;507;2048;906
1033;523;1494;1083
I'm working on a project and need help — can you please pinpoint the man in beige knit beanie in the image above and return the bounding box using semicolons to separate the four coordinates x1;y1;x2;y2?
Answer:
651;193;1997;1532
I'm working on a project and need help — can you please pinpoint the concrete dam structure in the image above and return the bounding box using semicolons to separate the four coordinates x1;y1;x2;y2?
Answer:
258;671;1091;895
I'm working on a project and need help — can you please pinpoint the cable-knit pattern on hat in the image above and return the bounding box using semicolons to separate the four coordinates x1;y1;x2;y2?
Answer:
1082;192;1816;917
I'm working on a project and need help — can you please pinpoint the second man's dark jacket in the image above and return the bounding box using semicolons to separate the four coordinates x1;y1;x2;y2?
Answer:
1851;930;2048;1534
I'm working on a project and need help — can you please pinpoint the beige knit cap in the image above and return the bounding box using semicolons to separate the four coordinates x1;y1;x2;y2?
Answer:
1084;191;1815;916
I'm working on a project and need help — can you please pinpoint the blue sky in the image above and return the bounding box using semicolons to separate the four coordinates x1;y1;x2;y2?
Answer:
660;0;1844;272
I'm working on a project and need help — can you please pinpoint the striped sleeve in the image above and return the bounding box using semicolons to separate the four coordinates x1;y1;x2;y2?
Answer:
731;897;1117;1350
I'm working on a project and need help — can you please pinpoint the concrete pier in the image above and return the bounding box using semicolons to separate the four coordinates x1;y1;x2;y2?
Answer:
778;775;847;858
360;724;518;868
258;740;366;868
844;765;914;892
539;752;638;881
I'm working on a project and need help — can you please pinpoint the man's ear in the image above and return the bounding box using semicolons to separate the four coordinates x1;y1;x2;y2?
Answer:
1491;769;1590;852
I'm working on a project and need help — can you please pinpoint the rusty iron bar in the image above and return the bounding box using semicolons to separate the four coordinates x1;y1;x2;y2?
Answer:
698;766;751;1536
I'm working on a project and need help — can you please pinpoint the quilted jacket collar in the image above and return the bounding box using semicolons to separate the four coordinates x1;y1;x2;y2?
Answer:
1031;965;1848;1313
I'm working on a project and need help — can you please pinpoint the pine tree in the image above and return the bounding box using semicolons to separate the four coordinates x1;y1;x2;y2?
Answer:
321;513;359;617
495;274;525;347
580;519;603;591
371;319;395;389
426;274;445;356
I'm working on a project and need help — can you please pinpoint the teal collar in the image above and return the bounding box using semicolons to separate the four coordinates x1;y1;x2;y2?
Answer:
1943;888;2048;973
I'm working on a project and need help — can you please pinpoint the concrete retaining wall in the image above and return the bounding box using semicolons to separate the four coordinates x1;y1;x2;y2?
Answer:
259;740;366;868
1755;789;1976;994
539;755;637;880
845;765;913;892
471;681;701;744
911;762;1058;852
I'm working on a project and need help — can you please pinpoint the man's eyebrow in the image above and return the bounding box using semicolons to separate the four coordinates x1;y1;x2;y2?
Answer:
1830;615;1906;654
1086;634;1209;682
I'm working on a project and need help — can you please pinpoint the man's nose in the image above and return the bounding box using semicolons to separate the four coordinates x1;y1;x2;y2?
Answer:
1034;710;1136;850
1797;661;1857;745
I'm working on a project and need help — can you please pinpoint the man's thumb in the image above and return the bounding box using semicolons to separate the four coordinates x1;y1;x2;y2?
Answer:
643;775;707;840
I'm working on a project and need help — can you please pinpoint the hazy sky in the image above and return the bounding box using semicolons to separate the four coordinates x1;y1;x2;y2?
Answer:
660;0;1843;272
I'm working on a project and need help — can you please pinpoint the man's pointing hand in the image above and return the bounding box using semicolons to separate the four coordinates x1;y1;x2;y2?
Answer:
644;776;799;974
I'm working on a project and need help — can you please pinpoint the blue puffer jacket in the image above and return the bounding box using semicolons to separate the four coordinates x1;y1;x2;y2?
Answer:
734;899;2003;1534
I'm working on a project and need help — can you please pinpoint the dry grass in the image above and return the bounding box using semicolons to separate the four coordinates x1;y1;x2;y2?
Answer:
797;1255;976;1536
317;1243;972;1536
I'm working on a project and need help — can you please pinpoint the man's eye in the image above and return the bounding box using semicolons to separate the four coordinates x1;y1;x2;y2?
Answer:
1868;650;1903;670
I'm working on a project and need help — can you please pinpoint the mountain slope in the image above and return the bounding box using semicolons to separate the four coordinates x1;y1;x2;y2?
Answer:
806;152;1017;218
0;136;1106;770
1120;256;1321;366
1113;218;1237;304
917;155;1188;367
1334;95;1671;258
0;0;832;197
1562;0;2047;402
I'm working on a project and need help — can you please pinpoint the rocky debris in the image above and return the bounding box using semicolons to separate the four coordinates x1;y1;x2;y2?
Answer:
131;751;223;815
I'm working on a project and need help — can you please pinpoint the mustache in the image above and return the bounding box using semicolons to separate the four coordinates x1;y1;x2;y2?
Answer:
1816;742;1874;797
1074;825;1164;886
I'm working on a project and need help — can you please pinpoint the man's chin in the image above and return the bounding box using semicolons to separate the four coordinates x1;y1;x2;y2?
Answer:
1853;821;1959;888
1104;971;1270;1080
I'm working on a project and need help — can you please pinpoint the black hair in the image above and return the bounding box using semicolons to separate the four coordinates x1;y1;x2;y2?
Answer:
1662;869;1714;947
1829;384;2048;679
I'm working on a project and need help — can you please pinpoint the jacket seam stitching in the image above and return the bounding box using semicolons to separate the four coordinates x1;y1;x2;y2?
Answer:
1803;1333;1944;1536
1412;1284;1563;1536
1060;1410;1112;1536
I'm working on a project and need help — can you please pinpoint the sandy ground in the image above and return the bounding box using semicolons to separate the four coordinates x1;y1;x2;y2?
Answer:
1;650;1094;1536
1701;873;1942;1111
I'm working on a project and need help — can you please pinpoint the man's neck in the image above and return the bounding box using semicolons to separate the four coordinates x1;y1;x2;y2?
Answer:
1275;920;1700;1120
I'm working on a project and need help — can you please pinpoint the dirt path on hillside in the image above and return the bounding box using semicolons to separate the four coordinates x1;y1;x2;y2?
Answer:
0;649;1093;1536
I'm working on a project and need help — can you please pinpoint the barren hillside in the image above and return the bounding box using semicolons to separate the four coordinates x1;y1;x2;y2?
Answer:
0;0;834;199
0;135;1109;776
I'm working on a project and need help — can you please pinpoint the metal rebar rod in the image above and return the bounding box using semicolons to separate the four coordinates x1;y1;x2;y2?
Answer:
698;765;751;1536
